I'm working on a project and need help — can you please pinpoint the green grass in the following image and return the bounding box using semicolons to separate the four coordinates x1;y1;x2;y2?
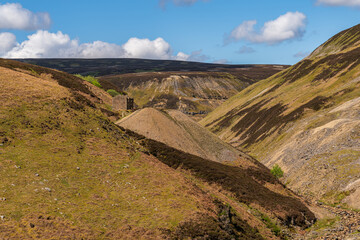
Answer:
106;89;122;97
260;214;282;237
308;217;339;231
75;74;102;88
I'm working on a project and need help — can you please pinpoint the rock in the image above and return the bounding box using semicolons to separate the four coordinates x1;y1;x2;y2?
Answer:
76;167;80;170
0;216;4;220
44;187;51;192
35;173;39;177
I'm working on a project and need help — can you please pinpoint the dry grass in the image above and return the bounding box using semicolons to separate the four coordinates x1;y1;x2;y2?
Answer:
0;61;279;239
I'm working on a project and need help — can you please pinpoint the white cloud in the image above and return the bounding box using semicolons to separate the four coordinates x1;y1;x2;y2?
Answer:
78;41;125;58
2;30;193;60
0;32;16;55
5;31;78;58
316;0;360;6
227;12;307;45
174;52;190;61
0;3;51;30
122;37;172;59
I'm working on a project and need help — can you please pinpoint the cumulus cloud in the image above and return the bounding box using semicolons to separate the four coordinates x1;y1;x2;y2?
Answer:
159;0;208;8
122;37;171;59
316;0;360;6
0;3;51;30
0;32;16;55
2;30;194;60
236;46;255;54
226;12;307;45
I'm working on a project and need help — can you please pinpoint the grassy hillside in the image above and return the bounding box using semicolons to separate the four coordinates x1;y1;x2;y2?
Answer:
0;59;315;239
201;24;360;208
117;108;315;227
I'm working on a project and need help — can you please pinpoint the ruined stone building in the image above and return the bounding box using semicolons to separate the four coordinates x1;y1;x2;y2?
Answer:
112;95;134;111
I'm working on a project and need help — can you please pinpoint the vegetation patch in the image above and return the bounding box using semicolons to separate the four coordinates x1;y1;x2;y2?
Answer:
75;74;102;88
106;89;122;97
271;164;284;179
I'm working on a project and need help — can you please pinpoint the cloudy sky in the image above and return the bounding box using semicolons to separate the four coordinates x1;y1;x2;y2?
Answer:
0;0;360;64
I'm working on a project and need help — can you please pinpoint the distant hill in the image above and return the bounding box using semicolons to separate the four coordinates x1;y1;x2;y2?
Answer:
16;58;288;76
201;24;360;210
0;58;314;239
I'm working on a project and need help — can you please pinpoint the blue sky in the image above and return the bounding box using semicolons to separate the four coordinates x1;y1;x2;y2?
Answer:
0;0;360;64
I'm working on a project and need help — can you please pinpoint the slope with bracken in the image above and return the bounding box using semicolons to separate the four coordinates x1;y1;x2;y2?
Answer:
201;24;360;209
0;59;314;239
99;66;286;118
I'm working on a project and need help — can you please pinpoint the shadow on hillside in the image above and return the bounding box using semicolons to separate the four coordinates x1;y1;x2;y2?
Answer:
121;128;316;228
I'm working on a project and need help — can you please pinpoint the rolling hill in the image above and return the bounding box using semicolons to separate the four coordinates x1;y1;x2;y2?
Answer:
201;24;360;210
0;58;314;239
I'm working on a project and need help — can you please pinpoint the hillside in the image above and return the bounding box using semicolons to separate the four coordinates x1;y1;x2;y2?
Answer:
201;24;360;210
100;67;286;118
117;108;315;229
0;58;315;239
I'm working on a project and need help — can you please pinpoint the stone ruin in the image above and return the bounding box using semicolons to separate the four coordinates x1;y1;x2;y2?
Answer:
112;95;134;111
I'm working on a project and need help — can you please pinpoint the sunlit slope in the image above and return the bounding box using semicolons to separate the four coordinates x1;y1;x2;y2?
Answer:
0;60;268;239
201;24;360;208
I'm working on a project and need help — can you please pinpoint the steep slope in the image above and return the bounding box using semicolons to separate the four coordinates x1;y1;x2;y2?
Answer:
100;67;286;118
201;24;360;208
0;60;266;239
117;108;315;228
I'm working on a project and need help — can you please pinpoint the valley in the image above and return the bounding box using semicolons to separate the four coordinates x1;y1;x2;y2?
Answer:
0;58;313;239
1;19;360;240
